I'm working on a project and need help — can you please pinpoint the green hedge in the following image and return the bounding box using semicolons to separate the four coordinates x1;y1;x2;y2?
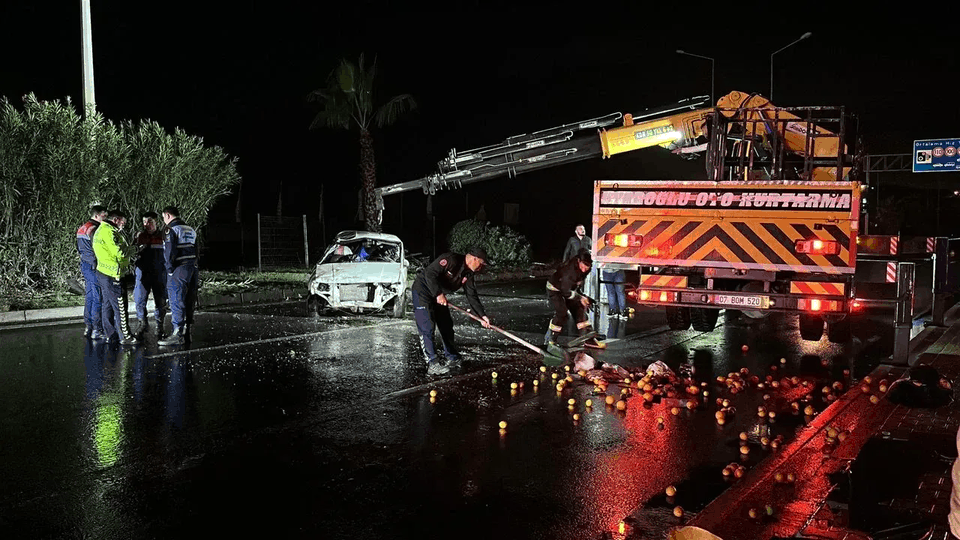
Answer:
0;94;239;304
447;219;532;269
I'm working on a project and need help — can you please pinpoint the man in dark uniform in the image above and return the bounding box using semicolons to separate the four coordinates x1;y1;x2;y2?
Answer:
545;248;605;349
411;247;493;375
132;211;168;338
158;206;198;346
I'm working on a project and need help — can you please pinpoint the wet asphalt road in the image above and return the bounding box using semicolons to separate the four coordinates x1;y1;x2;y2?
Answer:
0;279;901;539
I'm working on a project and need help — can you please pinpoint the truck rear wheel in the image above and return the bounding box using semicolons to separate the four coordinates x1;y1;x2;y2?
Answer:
826;316;851;343
691;308;720;332
665;306;691;330
798;313;824;341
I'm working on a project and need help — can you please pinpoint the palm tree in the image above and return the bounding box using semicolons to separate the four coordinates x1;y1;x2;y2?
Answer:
308;54;416;232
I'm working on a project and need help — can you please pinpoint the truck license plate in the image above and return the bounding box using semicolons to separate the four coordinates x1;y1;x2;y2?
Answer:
714;294;769;309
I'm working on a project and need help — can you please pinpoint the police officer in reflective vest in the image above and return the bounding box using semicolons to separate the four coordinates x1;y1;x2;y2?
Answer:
92;209;138;345
158;206;198;346
545;248;605;349
411;247;492;376
77;204;107;339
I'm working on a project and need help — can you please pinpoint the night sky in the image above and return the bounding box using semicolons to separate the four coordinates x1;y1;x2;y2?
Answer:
3;3;957;260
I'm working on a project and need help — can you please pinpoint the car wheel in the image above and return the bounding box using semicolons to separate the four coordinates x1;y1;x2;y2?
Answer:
389;289;408;318
307;295;326;317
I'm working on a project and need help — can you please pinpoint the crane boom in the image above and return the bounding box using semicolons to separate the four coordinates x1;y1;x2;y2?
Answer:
376;95;710;198
375;91;852;202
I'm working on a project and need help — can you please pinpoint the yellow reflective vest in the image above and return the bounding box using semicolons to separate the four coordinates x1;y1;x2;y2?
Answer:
92;220;130;279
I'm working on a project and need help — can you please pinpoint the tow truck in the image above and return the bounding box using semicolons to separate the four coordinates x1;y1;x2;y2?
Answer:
376;91;886;342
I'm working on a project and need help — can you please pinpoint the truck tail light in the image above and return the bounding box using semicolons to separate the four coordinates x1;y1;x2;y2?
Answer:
798;298;842;312
605;233;643;248
795;239;840;255
638;290;675;302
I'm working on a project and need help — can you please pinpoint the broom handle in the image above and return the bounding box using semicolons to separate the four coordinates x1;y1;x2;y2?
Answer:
448;303;547;355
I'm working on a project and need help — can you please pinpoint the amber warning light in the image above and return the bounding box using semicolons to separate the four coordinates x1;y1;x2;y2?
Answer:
795;239;840;255
605;233;643;248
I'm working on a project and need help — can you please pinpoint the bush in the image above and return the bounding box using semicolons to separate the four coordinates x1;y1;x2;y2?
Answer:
0;94;240;300
447;219;532;269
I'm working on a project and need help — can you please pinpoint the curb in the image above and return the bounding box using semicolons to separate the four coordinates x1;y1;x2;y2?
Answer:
0;287;304;329
685;301;960;538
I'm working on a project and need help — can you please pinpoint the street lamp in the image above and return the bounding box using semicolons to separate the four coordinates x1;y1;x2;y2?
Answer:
769;32;812;102
80;0;96;114
676;49;715;105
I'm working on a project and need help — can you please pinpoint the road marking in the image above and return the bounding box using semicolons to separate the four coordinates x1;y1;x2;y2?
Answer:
147;294;539;359
144;319;412;359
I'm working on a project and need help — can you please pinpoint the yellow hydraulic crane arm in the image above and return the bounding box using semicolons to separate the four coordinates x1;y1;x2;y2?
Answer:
599;107;712;157
598;90;850;181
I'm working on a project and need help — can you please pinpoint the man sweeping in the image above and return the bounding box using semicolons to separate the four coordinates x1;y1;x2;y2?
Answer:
545;248;605;350
411;247;493;376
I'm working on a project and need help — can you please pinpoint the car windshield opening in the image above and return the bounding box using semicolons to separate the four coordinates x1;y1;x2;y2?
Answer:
322;240;400;264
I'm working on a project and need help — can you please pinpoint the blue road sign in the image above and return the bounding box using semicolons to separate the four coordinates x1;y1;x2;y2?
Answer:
914;138;960;173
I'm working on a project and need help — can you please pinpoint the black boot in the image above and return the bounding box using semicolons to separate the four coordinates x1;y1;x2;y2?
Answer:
155;316;166;339
131;319;146;338
158;326;186;346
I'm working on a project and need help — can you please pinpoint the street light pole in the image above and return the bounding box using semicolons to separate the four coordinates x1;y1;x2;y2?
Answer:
676;50;715;105
80;0;96;115
770;32;812;102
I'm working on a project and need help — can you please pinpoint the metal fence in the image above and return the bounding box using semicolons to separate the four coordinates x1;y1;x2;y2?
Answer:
257;214;309;270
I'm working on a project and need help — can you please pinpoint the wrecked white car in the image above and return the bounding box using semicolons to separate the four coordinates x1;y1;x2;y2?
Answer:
307;231;409;317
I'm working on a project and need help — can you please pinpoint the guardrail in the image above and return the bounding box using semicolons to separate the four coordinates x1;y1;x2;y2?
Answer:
856;237;960;366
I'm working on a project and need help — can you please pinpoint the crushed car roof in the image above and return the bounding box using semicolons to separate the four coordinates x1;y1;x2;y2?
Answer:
333;230;403;244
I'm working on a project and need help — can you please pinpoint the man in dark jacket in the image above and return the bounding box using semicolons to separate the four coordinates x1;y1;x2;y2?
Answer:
563;224;591;262
545;248;605;349
132;211;168;338
563;223;598;299
411;247;492;375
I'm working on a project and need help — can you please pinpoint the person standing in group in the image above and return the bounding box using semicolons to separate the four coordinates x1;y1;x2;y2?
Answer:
603;267;628;319
158;206;198;346
411;247;493;376
545;248;605;349
132;211;168;339
92;210;138;345
77;205;108;339
563;224;598;299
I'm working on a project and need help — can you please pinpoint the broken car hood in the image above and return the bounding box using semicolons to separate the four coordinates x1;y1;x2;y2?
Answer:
312;262;404;284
